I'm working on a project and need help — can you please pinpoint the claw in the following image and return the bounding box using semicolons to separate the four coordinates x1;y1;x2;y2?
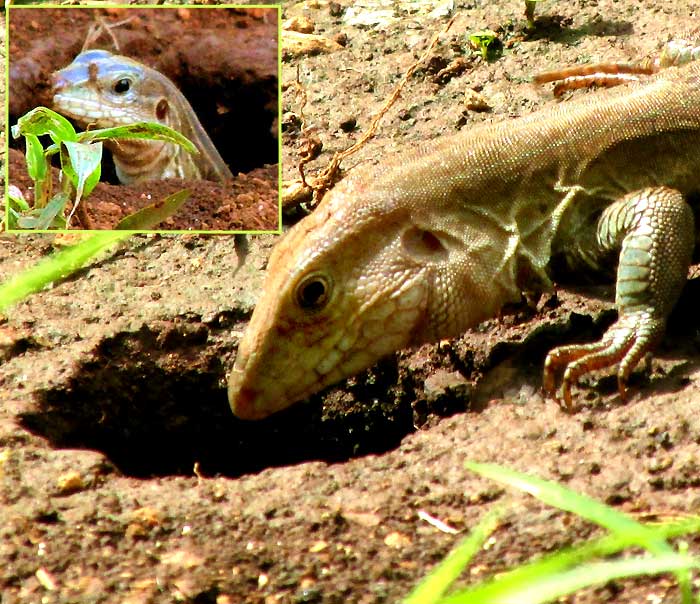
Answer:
617;377;628;404
560;380;574;412
542;359;556;398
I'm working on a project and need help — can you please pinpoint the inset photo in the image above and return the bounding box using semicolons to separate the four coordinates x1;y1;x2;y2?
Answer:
7;6;280;232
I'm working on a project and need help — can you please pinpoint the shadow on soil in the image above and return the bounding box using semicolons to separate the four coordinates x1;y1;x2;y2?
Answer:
524;16;633;43
19;318;417;478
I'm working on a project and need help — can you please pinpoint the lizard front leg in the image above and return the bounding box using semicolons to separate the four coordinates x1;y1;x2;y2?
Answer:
543;187;695;409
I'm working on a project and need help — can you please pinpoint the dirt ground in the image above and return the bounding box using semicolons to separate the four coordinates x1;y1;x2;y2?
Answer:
7;7;280;230
1;1;700;603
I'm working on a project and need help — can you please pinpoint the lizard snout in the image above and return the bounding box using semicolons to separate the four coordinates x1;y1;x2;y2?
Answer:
51;73;70;94
227;375;265;421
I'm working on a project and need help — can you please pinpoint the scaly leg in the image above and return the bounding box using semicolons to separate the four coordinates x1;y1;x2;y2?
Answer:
544;187;695;410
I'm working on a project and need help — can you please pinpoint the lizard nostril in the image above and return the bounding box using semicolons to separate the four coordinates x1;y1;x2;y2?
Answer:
51;74;68;93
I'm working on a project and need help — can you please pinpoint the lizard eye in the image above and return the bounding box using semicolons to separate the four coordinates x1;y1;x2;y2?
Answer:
113;78;131;94
295;273;332;311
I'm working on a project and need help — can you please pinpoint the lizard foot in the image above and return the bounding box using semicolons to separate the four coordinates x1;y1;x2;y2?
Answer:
543;310;665;411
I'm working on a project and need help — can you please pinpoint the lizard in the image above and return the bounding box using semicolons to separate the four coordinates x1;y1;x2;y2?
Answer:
227;59;700;420
51;49;233;185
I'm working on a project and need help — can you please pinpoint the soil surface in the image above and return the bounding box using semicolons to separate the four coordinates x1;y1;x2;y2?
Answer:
2;1;700;604
7;7;280;231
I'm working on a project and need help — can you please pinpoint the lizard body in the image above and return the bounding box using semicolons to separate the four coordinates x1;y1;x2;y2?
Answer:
52;49;232;184
228;61;700;420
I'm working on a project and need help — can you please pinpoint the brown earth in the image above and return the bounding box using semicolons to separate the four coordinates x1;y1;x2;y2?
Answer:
7;6;280;231
1;1;700;604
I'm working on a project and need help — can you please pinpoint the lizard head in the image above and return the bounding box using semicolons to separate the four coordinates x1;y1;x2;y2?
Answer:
228;170;504;420
52;49;174;129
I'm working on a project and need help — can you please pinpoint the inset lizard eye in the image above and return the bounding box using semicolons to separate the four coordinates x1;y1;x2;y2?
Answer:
295;273;332;311
113;78;131;94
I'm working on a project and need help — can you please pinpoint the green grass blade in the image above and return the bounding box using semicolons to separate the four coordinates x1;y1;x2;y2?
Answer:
465;461;694;600
440;554;698;604
404;507;504;604
437;517;700;604
115;189;190;230
465;462;665;547
0;232;131;312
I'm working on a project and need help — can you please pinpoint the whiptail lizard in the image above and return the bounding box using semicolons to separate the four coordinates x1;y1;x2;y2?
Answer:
52;49;233;185
228;60;700;420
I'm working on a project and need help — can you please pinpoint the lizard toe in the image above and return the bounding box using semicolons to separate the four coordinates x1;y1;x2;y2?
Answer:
547;310;665;410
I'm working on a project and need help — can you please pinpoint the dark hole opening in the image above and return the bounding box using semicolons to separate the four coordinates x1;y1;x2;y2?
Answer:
19;322;414;478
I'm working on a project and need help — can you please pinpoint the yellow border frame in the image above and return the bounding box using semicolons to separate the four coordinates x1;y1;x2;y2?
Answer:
4;3;283;235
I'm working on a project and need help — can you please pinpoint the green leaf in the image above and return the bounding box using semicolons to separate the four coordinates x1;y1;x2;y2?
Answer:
60;141;103;228
8;187;30;212
12;107;77;145
7;187;31;230
24;134;51;207
115;189;191;230
61;140;103;198
468;30;503;62
77;122;199;155
24;134;48;181
17;193;69;230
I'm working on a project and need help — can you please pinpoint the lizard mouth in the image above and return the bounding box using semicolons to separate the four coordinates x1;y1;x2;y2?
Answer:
227;350;285;420
227;351;259;420
52;92;136;126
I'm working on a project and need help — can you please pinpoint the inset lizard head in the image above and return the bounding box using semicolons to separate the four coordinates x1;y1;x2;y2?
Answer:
52;49;174;129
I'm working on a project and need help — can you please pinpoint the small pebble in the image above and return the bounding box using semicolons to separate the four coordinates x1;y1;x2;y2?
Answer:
339;116;356;132
329;2;344;17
